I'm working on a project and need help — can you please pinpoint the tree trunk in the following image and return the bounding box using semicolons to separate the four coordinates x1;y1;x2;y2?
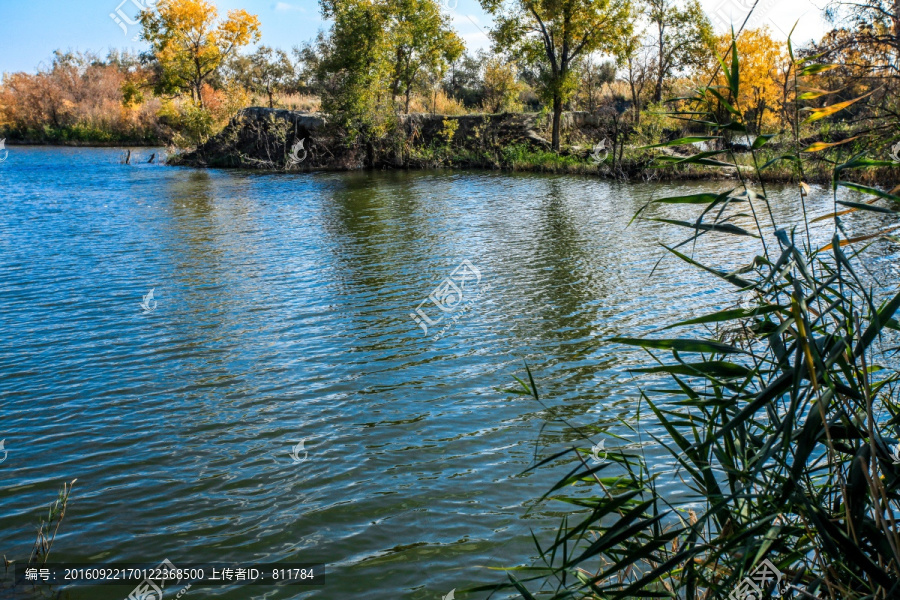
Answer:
268;90;274;109
366;140;375;168
551;96;562;152
194;56;204;108
654;21;665;103
628;67;641;124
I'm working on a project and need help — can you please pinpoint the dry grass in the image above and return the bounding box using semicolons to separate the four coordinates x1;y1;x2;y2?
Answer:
407;90;468;115
265;93;321;112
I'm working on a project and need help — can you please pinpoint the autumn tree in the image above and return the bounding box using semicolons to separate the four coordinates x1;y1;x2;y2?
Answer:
481;57;525;112
710;27;788;133
824;0;900;80
481;0;633;150
812;0;898;151
646;0;713;102
0;51;163;142
803;28;883;125
139;0;261;106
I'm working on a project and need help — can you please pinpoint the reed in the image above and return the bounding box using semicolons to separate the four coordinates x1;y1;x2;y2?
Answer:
28;479;77;568
490;30;900;599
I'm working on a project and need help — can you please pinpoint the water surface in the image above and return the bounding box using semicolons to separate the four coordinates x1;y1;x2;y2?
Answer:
0;147;895;599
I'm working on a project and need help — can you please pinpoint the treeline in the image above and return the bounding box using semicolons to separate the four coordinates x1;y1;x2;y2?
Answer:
0;0;896;158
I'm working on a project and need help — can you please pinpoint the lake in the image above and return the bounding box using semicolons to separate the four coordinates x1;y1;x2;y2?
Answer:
0;147;894;599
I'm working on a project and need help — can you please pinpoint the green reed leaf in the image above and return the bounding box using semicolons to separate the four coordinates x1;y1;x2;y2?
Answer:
610;337;744;354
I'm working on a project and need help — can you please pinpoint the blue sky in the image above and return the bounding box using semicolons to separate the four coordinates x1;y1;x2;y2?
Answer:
0;0;828;75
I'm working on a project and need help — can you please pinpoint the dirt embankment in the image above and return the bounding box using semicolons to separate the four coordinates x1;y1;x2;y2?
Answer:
168;107;895;186
168;107;617;170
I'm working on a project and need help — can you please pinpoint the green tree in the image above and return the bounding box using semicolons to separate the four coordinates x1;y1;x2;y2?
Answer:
387;0;464;113
139;0;261;106
317;0;464;135
481;0;633;150
317;0;393;137
292;36;329;95
620;30;654;120
646;0;713;102
445;51;488;107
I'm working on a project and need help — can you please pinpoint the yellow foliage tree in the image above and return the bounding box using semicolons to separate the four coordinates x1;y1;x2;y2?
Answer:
140;0;261;107
710;27;789;133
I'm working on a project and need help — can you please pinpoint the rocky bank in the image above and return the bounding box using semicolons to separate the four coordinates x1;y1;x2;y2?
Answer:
168;107;620;171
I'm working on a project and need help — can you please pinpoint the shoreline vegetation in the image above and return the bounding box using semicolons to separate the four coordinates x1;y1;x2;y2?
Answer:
166;106;895;185
6;105;894;185
0;0;897;187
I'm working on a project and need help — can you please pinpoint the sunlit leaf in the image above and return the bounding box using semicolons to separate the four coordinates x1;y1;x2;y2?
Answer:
818;226;900;251
802;136;862;152
799;63;839;75
798;88;839;100
752;134;777;149
802;91;875;123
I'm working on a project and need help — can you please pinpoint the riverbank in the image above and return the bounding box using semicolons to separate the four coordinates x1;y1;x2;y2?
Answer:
167;107;898;185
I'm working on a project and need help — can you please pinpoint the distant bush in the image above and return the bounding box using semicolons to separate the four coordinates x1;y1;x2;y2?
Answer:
0;51;164;144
